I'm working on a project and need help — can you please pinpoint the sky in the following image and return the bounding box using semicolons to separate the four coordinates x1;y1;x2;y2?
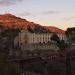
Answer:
0;0;75;30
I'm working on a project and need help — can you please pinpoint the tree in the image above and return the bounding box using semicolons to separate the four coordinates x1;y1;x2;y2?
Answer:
2;26;20;39
2;25;20;55
51;32;73;75
51;33;60;43
51;33;68;50
51;33;73;75
27;26;34;33
65;27;75;43
57;40;68;50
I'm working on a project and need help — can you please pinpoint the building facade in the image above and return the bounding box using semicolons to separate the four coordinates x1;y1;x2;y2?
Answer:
14;29;66;51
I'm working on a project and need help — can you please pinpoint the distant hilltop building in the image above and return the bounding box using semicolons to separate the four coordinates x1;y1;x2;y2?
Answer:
14;28;66;51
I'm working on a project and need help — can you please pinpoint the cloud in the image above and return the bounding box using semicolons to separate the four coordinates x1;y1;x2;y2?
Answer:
18;12;32;17
62;16;75;21
18;10;60;17
0;0;23;6
42;10;60;15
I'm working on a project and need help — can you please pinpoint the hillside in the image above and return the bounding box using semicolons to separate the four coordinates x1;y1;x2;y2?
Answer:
0;13;32;27
45;26;64;34
0;13;64;33
0;13;50;33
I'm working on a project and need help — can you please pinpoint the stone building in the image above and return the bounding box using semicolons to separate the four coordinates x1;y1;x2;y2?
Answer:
14;29;66;51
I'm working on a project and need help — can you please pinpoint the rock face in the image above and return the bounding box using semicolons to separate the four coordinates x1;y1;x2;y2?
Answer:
0;13;64;33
